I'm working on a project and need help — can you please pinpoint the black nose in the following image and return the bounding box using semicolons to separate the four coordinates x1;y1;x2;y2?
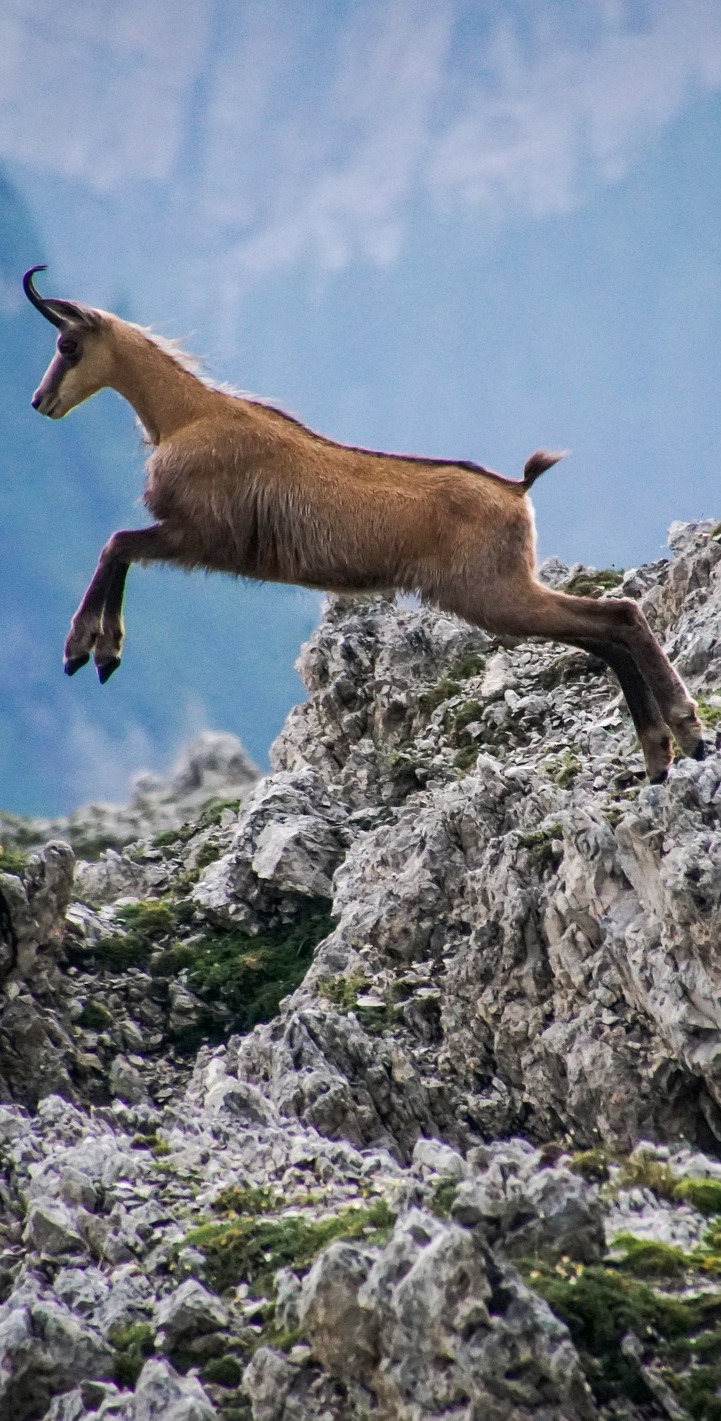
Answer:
31;394;41;409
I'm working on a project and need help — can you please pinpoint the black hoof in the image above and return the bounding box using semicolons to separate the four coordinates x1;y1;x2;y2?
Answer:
65;654;90;676
97;657;121;684
649;769;669;786
692;739;707;761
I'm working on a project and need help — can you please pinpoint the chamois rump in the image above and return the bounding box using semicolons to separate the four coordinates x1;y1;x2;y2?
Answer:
24;265;705;784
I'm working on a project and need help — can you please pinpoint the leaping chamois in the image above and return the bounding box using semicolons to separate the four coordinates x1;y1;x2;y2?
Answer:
24;265;705;784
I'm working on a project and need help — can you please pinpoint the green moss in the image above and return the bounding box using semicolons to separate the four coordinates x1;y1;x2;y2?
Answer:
192;840;227;874
0;843;29;877
256;1324;303;1355
516;824;564;874
676;1179;721;1217
568;1150;610;1184
565;568;624;598
88;898;188;972
449;700;483;733
418;677;462;716
317;973;393;1034
318;972;370;1013
613;1234;690;1280
77;999;114;1030
696;700;721;731
201;1355;243;1387
546;749;582;789
430;1179;460;1219
115;900;178;938
186;1198;395;1297
169;906;334;1051
452;745;478;774
196;799;243;830
616;1153;679;1202
212;1185;279;1217
385;748;425;788
454;652;487;680
109;1321;155;1389
418;652;486;718
150;827;189;851
525;1258;721;1413
91;932;154;972
80;891;332;1051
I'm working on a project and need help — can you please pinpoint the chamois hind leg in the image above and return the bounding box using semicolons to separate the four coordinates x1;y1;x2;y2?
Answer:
552;589;705;762
65;524;171;681
574;639;671;783
460;579;700;781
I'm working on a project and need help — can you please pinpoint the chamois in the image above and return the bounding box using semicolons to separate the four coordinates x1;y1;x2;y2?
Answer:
24;265;705;784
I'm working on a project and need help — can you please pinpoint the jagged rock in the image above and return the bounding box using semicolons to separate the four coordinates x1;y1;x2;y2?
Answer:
0;842;78;1109
3;521;721;1418
109;1055;150;1106
291;1211;596;1420
450;1142;605;1263
192;768;348;927
155;1279;229;1346
23;1200;86;1260
0;1277;113;1420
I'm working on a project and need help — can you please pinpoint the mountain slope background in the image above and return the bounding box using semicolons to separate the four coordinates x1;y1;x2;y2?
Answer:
2;2;721;816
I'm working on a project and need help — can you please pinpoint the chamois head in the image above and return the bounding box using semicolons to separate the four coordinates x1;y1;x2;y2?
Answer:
24;266;111;419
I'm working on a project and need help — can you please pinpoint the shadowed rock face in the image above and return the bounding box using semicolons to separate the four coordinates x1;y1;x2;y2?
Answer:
2;521;721;1419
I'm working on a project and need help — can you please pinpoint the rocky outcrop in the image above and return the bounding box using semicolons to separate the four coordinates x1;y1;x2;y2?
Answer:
2;520;721;1418
0;732;259;859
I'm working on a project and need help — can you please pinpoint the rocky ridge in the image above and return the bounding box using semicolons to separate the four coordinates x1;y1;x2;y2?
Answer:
2;520;721;1418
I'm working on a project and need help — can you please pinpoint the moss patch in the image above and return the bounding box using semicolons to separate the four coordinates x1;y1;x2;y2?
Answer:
564;568;624;598
616;1152;680;1202
152;903;334;1050
0;844;28;877
185;1197;395;1298
109;1321;155;1389
525;1257;721;1415
318;972;394;1034
430;1179;460;1220
516;824;564;875
696;699;721;732
201;1354;243;1387
83;898;194;972
77;999;114;1030
318;972;370;1013
568;1150;611;1184
544;749;581;789
677;1179;721;1218
418;652;486;717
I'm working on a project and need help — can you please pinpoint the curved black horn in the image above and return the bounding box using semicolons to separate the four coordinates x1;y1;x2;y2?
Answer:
23;265;64;328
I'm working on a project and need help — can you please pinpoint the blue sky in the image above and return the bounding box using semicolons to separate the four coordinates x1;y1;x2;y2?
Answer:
1;0;720;811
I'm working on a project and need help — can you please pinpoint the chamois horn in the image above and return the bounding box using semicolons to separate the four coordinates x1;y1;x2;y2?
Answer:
23;266;64;328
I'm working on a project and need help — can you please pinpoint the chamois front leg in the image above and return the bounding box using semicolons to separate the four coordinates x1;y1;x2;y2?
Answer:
64;524;172;682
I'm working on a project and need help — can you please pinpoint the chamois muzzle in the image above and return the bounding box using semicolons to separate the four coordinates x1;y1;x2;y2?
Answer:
23;266;65;328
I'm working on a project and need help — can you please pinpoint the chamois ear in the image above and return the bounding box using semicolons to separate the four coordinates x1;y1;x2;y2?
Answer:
23;266;102;331
44;298;102;331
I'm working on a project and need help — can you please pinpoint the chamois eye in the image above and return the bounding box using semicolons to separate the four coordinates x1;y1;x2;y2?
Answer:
58;336;79;358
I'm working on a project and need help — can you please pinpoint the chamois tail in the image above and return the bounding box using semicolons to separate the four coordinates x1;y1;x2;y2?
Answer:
522;449;569;490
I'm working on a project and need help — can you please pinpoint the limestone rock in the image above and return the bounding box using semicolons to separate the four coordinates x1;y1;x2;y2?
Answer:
2;520;721;1419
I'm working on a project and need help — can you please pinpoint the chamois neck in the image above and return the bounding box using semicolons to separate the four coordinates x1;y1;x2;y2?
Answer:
108;323;217;444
